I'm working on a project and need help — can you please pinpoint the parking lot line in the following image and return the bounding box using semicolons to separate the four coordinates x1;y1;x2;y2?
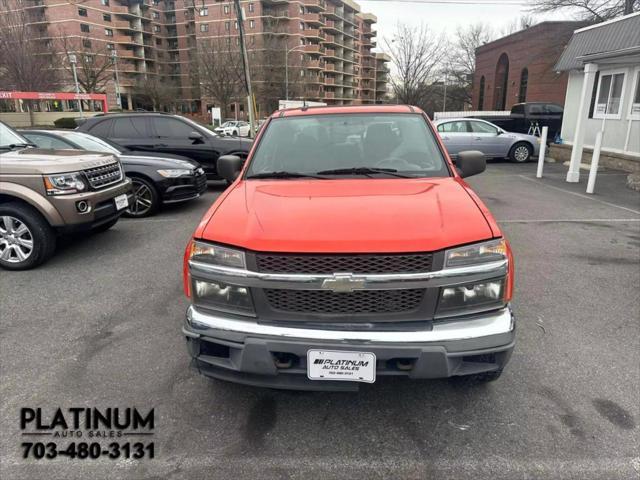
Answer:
499;218;640;224
518;175;640;215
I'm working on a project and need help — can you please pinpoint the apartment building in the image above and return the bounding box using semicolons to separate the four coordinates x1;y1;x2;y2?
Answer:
4;0;390;116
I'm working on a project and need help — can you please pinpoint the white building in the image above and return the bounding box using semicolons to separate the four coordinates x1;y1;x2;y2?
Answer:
554;13;640;180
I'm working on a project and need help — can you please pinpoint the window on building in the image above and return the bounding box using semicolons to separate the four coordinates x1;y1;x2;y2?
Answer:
248;3;254;12
154;25;160;32
478;76;485;110
225;21;230;30
493;53;509;110
100;0;109;5
629;68;640;119
518;68;528;103
106;43;114;50
234;21;238;29
105;28;113;36
83;39;92;48
235;37;239;45
250;35;255;45
594;70;626;118
224;5;229;13
200;23;208;32
199;7;208;16
299;21;304;30
226;37;231;44
103;13;111;21
80;23;90;33
249;19;254;28
156;38;162;45
78;8;87;16
152;11;159;19
299;5;304;13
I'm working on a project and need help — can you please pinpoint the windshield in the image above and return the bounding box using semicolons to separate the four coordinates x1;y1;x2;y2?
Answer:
246;113;449;178
0;122;30;148
61;132;121;154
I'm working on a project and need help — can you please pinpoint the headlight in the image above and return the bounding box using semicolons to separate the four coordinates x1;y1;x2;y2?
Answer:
436;278;506;316
189;241;246;269
44;172;87;195
192;279;254;315
157;169;193;178
444;239;507;268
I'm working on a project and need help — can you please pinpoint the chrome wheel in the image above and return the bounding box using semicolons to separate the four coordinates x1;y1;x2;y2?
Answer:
127;179;154;217
513;145;531;162
0;216;34;263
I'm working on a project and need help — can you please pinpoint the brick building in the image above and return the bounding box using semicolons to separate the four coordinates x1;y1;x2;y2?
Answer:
1;0;390;118
471;21;586;111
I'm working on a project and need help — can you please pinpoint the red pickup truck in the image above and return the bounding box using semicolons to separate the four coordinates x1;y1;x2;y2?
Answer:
182;105;515;391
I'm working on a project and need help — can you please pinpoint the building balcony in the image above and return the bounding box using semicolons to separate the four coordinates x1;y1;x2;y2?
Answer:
302;0;326;11
306;59;325;69
364;30;376;37
324;6;343;19
302;13;323;25
322;19;340;33
324;91;335;99
324;77;335;85
303;29;324;40
303;44;324;54
361;71;375;79
324;63;335;72
324;48;338;59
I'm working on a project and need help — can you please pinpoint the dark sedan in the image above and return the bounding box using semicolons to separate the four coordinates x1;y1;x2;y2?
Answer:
76;113;252;179
20;129;208;217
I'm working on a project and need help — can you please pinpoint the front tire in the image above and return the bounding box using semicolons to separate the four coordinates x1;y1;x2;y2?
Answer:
0;203;56;270
509;142;532;163
124;177;159;218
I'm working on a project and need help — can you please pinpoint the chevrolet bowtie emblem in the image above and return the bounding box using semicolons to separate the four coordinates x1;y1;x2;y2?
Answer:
321;273;366;293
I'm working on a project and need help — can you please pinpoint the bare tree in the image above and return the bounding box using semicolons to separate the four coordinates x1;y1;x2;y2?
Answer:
447;23;493;107
383;22;448;109
197;28;245;120
0;7;58;123
529;0;637;21
58;35;114;95
133;75;178;112
500;15;536;36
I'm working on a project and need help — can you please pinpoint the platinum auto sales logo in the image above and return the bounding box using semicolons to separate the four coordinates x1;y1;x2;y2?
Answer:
19;407;155;460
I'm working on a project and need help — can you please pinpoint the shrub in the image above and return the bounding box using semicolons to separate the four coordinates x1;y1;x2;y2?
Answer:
53;117;78;129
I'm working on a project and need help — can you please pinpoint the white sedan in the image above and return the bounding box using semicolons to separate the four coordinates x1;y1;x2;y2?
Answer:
214;121;251;137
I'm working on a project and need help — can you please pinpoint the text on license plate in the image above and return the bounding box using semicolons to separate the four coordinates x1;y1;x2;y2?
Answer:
307;350;376;383
114;194;128;211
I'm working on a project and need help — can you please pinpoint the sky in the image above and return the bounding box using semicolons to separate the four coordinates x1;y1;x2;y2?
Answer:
357;0;577;45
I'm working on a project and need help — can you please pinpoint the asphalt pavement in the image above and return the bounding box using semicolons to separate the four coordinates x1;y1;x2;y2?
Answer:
1;161;639;479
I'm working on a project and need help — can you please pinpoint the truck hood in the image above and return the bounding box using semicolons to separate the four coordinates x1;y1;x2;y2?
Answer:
200;178;494;253
0;148;119;175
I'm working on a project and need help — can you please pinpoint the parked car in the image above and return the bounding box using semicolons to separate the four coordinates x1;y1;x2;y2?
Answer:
434;118;540;162
0;121;132;270
20;129;207;218
182;105;515;391
77;113;252;179
471;102;564;140
214;121;251;137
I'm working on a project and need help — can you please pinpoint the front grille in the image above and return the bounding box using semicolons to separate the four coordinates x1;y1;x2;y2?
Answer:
264;288;424;315
195;172;207;190
84;162;122;189
256;253;434;274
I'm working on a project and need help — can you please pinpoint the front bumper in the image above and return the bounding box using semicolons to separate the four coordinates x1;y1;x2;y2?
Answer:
160;173;208;204
51;179;133;230
183;305;515;391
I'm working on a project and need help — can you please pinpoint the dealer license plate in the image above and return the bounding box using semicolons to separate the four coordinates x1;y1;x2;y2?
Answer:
114;194;128;211
307;350;376;383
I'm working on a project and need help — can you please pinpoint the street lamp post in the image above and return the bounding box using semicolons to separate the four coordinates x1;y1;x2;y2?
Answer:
285;45;307;101
111;50;122;110
68;54;84;118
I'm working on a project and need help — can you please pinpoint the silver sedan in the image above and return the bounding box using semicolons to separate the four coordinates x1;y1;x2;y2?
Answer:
434;118;540;163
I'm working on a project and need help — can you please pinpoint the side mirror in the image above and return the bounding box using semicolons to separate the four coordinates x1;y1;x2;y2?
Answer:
496;130;503;135
188;131;204;142
217;154;245;183
456;150;486;178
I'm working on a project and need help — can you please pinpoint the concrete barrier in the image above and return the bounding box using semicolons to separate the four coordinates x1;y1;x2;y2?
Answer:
549;143;640;174
0;111;102;128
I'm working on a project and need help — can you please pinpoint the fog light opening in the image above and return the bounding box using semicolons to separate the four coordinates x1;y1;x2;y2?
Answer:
76;200;90;213
272;352;298;369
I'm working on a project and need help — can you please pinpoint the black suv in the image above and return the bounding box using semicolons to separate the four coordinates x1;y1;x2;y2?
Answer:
77;113;252;179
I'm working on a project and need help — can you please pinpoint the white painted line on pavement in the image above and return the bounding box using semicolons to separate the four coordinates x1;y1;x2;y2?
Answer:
518;175;640;215
499;218;640;224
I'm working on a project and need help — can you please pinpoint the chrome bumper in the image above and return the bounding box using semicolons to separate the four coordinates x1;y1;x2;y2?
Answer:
185;305;514;344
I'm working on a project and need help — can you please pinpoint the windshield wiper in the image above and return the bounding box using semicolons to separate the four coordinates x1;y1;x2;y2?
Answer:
0;142;36;150
246;171;329;180
316;167;414;178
